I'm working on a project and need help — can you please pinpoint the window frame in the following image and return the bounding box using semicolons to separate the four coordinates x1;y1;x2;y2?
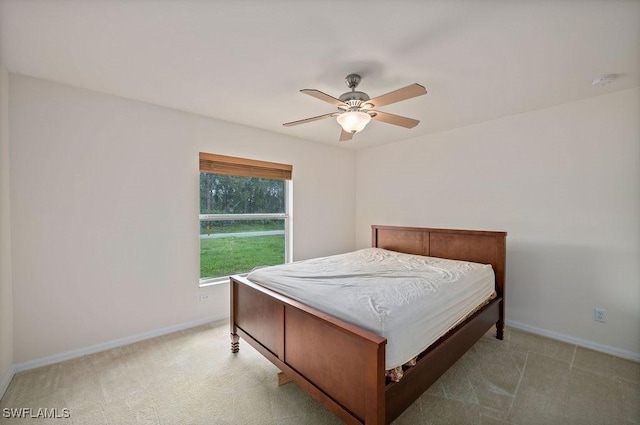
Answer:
198;153;292;286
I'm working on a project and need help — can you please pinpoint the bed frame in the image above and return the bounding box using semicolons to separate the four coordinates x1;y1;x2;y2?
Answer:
230;225;506;424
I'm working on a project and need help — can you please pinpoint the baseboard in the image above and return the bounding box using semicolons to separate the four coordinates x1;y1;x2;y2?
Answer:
0;364;16;400
506;320;640;362
12;314;228;375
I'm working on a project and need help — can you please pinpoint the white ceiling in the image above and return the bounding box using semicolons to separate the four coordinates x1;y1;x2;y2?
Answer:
1;0;639;150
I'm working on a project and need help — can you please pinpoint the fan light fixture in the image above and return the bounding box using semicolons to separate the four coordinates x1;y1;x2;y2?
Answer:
336;111;371;133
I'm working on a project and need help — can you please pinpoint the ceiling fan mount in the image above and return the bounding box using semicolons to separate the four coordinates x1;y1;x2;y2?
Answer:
344;73;362;89
283;73;427;142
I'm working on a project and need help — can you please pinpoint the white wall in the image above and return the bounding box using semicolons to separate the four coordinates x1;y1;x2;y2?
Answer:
9;75;356;364
356;88;640;358
0;63;14;389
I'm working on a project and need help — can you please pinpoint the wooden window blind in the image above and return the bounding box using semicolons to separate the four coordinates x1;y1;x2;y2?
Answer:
199;153;292;181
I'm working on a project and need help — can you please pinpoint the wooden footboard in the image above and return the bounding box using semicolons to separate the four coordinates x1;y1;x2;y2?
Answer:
231;276;387;424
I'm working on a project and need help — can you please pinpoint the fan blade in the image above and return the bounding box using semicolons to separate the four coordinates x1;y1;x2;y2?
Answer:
283;113;337;127
301;89;347;107
366;83;427;108
339;129;353;142
370;111;420;128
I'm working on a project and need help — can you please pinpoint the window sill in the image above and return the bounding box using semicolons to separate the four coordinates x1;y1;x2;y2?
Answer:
199;274;248;288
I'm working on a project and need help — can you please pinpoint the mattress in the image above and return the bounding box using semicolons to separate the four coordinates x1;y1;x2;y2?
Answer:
246;247;495;370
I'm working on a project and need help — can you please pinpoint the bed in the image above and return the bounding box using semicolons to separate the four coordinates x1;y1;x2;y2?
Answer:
229;225;506;424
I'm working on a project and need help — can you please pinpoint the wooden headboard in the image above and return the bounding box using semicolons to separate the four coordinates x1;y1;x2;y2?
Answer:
371;225;507;298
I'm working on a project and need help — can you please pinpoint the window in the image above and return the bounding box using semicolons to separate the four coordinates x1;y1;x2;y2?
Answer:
199;153;292;284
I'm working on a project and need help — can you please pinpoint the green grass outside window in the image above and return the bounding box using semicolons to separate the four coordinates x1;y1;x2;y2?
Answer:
200;235;285;279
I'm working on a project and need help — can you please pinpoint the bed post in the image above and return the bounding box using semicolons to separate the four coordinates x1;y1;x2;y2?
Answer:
496;315;505;340
230;278;240;353
495;235;506;340
231;333;240;353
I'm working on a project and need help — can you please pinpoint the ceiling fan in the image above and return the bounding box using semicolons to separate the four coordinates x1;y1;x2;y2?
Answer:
283;74;427;141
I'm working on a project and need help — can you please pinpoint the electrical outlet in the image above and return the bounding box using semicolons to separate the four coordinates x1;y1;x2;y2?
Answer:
594;308;607;323
199;294;210;302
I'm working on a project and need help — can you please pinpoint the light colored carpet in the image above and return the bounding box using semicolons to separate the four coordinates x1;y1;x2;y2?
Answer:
1;320;638;424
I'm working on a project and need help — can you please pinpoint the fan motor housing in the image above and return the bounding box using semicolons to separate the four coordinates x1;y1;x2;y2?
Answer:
338;91;370;109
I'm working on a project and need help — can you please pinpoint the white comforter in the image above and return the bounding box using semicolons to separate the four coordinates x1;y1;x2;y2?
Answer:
246;248;495;370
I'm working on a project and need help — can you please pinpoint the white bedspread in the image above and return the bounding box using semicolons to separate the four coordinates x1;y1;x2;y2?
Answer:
246;248;495;370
